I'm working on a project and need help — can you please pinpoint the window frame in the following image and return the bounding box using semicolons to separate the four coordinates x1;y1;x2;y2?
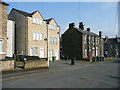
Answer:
0;39;3;54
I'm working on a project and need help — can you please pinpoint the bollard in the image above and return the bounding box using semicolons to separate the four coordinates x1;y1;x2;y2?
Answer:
71;58;75;65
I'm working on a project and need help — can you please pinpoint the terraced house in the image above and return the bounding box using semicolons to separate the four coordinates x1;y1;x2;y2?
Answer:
8;8;60;61
0;1;9;59
62;22;104;60
104;36;120;57
45;18;60;61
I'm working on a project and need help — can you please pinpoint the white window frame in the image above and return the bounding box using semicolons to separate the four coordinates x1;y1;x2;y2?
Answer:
50;37;57;44
33;17;37;24
39;19;42;25
33;32;36;40
39;33;43;41
84;49;87;57
0;39;3;54
48;50;53;57
36;33;39;41
30;47;37;56
92;37;94;45
95;38;98;44
50;24;56;30
84;35;87;43
92;47;95;56
37;18;39;24
89;36;91;44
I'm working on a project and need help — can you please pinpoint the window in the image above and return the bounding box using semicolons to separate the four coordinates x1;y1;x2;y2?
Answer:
105;51;108;54
39;33;43;41
33;32;43;41
96;49;98;56
39;19;42;25
53;37;57;44
98;39;100;44
84;49;87;57
92;37;94;44
33;17;42;25
84;35;87;43
36;33;39;40
48;50;53;57
50;24;56;30
92;47;95;56
37;18;39;24
33;32;37;40
33;17;36;23
30;47;37;56
0;39;3;54
95;38;98;44
89;36;91;44
50;37;57;44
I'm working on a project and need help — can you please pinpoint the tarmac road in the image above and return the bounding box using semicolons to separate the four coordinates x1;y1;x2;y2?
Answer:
2;59;119;88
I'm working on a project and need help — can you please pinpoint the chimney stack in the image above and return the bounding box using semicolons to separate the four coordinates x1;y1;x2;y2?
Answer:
99;31;102;38
87;28;90;32
79;22;84;30
69;23;75;28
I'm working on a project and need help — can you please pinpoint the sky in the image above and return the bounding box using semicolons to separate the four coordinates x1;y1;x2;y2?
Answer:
7;2;118;38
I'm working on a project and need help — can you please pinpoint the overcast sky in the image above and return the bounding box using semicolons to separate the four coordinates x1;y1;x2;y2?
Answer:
7;2;118;38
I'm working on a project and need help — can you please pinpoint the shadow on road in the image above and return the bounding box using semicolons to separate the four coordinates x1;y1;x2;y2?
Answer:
63;62;71;65
109;76;120;79
113;60;120;64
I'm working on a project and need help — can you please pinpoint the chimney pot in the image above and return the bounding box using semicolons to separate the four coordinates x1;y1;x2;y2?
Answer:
69;23;75;28
99;31;102;38
79;22;84;30
87;28;90;32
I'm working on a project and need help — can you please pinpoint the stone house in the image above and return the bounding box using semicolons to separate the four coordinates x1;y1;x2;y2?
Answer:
0;1;9;59
62;22;104;60
8;8;60;60
44;18;60;61
104;36;120;57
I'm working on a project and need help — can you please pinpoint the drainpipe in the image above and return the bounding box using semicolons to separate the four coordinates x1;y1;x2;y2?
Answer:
46;23;49;66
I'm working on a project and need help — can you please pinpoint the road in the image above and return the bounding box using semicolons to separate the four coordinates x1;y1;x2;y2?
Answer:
2;59;120;88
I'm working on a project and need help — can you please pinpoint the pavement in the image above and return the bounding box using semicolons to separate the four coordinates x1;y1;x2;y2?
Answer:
1;58;120;88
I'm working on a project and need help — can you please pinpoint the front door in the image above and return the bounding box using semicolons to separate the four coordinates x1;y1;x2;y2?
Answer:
55;50;58;60
40;48;44;58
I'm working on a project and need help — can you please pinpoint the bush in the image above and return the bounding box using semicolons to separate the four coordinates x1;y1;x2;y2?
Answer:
14;55;41;61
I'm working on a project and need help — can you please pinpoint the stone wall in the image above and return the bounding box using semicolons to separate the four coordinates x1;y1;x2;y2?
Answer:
0;3;8;59
0;60;14;71
24;60;49;69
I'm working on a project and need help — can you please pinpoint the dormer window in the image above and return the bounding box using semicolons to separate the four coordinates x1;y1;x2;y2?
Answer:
50;24;56;30
33;17;36;23
33;17;42;25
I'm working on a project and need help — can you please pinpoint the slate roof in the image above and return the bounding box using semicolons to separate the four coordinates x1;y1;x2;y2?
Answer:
104;37;120;44
44;18;59;27
11;8;40;17
0;0;9;6
75;28;99;37
44;18;53;24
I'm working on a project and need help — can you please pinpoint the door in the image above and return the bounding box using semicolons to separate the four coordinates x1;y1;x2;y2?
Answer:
55;50;58;60
40;48;44;58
